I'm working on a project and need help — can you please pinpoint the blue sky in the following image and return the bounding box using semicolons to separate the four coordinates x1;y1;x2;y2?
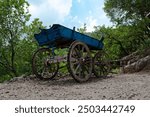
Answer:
27;0;112;32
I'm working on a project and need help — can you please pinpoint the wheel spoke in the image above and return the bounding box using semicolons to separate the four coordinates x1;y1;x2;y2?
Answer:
78;65;82;78
82;64;89;73
74;48;81;58
77;44;81;50
81;46;85;53
72;60;79;65
74;64;80;73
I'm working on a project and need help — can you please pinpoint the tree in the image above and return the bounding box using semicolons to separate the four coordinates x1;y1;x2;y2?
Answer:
15;18;44;75
91;26;127;59
103;0;150;56
104;0;150;25
0;0;30;78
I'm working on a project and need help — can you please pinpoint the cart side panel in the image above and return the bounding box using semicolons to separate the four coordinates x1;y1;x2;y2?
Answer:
73;32;104;49
59;27;104;50
34;33;49;46
34;28;61;46
58;26;75;41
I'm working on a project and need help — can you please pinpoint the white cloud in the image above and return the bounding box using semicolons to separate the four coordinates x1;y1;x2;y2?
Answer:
28;0;72;26
47;0;72;18
95;5;112;27
28;0;112;30
29;4;38;16
77;5;112;32
77;0;81;3
85;16;98;32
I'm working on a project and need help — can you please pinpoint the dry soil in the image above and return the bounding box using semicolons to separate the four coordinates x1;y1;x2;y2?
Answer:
0;72;150;100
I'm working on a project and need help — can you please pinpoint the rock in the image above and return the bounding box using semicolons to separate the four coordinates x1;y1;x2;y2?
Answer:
135;56;150;72
121;51;139;65
127;55;140;65
122;55;150;73
123;63;136;73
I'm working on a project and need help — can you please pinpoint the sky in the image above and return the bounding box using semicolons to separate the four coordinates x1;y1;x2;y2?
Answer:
27;0;112;32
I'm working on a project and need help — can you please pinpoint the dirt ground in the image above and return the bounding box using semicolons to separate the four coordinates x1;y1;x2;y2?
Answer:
0;72;150;100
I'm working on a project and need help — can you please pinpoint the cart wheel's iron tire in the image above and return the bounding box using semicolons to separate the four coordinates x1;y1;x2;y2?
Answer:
32;48;59;80
67;41;93;82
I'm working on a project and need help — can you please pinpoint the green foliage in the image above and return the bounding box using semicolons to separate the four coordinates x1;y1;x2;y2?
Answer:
91;26;122;59
0;0;30;78
0;75;12;83
0;0;44;81
77;23;87;33
102;0;150;59
15;18;44;76
104;0;150;25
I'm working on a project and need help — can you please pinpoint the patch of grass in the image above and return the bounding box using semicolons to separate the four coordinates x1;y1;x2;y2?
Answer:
0;75;12;83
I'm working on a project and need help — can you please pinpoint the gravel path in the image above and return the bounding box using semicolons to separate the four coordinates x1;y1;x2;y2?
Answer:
0;72;150;100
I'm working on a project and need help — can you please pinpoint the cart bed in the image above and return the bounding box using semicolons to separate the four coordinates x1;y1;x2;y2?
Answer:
34;24;104;50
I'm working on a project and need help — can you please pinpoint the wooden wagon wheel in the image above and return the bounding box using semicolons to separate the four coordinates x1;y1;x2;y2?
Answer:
93;51;111;78
32;48;59;80
67;41;93;82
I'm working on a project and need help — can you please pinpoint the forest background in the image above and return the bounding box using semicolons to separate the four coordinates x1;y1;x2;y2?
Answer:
0;0;149;82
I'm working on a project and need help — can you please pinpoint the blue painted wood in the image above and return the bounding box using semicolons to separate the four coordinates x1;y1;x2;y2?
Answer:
34;24;104;50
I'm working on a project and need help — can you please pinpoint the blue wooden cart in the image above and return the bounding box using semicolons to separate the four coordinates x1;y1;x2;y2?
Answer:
32;24;110;82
